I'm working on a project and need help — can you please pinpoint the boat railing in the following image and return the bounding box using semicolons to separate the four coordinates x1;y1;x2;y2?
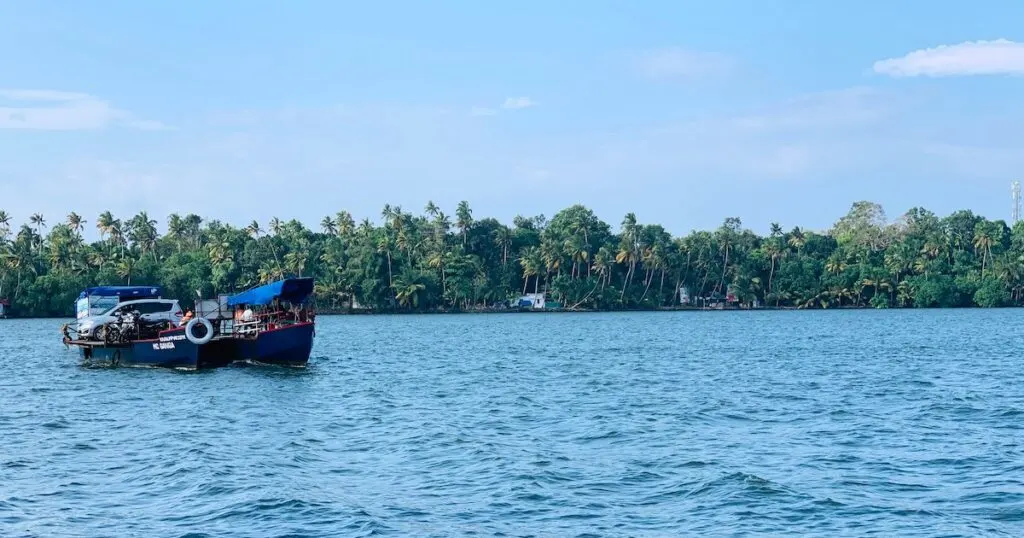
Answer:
218;307;313;338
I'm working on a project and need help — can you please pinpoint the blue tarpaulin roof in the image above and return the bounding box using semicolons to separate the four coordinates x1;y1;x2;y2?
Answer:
226;278;314;307
79;286;162;299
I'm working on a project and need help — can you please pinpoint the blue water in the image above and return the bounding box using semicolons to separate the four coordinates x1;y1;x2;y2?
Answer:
1;310;1022;536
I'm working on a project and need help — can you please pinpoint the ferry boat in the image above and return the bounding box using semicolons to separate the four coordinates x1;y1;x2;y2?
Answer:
64;278;316;370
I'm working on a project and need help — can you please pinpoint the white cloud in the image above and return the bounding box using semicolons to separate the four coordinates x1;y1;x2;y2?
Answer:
873;39;1024;77
635;47;733;79
0;89;166;130
501;97;536;110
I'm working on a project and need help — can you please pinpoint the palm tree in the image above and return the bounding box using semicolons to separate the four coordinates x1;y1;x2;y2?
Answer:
921;238;942;260
860;276;892;307
973;223;995;278
357;218;373;237
519;246;541;294
787;227;806;252
97;211;115;239
0;210;11;244
564;235;589;279
640;243;667;303
456;201;473;245
96;211;126;257
245;220;262;238
825;256;847;276
29;213;45;233
183;214;203;248
913;258;931;280
335;211;355;237
66;212;85;236
87;250;106;270
432;211;451;245
540;239;562;285
320;216;337;236
2;249;25;300
616;213;639;299
592;246;612;290
116;255;135;285
427;250;449;295
424;200;439;218
26;213;46;253
715;218;741;295
258;262;283;284
129;211;159;262
379;204;405;234
764;238;785;295
493;227;513;266
393;280;426;308
284;249;308;277
377;234;395;289
995;257;1023;301
167;213;186;252
208;239;233;265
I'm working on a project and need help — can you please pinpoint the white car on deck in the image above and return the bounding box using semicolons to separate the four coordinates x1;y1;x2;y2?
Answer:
77;298;184;339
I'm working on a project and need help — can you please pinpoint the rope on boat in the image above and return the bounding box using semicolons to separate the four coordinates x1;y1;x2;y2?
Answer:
61;323;71;346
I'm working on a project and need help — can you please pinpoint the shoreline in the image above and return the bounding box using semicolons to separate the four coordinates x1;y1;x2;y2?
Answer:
5;304;1018;320
292;301;1019;315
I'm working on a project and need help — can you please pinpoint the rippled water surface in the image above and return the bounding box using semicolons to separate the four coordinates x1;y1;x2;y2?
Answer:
2;310;1023;536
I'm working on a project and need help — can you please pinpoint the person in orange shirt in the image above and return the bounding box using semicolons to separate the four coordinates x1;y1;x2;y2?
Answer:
179;310;193;326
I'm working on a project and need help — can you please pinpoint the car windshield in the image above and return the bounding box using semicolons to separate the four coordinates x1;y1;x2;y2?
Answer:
103;301;141;316
90;297;119;316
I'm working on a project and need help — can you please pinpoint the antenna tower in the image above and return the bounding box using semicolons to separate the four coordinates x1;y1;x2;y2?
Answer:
1014;181;1022;224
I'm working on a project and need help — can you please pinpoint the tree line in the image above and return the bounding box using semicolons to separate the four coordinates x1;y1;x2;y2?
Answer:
0;200;1021;317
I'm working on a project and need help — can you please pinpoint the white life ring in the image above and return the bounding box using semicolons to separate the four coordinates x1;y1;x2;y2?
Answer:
185;317;214;345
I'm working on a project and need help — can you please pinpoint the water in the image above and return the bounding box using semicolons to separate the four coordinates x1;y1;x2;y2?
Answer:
1;310;1022;537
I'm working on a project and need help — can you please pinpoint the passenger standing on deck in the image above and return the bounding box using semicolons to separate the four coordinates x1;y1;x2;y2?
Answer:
270;298;281;324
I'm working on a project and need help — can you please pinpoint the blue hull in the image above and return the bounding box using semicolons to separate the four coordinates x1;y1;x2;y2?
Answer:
77;328;234;370
79;334;200;369
75;323;313;370
229;322;314;367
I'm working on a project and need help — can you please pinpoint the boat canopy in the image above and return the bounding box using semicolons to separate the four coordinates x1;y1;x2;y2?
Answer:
226;278;314;307
79;286;162;300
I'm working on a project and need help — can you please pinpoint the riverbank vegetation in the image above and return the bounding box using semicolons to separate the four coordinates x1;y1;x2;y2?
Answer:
0;201;1021;317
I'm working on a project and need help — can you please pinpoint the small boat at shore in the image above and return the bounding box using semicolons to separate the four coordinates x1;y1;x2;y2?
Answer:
64;278;316;370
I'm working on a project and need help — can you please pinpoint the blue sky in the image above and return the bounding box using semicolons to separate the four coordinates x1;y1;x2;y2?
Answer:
3;1;1024;238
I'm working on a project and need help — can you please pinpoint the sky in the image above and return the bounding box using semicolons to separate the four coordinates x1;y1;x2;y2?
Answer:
3;1;1024;239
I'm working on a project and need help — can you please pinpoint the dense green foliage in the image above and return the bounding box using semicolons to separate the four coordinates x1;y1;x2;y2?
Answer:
1;201;1022;317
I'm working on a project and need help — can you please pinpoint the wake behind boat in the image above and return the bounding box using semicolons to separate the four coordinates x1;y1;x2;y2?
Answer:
63;278;316;370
